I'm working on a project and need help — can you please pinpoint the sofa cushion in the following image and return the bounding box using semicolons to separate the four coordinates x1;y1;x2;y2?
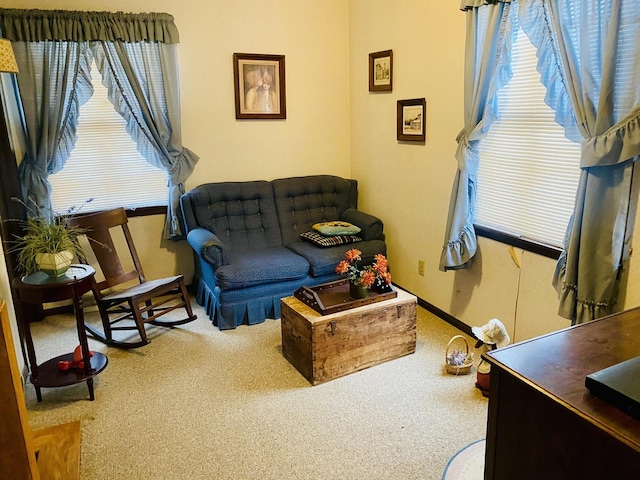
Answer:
312;221;361;236
287;239;387;277
187;181;283;250
215;246;310;290
273;175;357;245
300;230;362;248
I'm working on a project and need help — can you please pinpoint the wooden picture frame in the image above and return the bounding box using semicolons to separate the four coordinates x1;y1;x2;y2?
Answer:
397;98;426;142
233;53;286;119
369;50;393;92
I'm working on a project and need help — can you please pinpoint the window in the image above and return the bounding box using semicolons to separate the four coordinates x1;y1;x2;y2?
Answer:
49;60;168;214
474;24;582;249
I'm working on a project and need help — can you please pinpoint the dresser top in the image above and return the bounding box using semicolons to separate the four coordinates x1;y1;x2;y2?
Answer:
486;307;640;450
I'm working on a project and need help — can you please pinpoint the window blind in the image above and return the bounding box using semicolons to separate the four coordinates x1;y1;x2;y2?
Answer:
49;60;168;214
475;26;582;248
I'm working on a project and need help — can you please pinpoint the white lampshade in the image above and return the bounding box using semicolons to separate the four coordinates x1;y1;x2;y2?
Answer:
0;38;18;74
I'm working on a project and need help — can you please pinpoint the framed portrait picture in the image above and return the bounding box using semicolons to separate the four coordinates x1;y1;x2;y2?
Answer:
397;98;426;142
233;53;286;119
369;50;393;92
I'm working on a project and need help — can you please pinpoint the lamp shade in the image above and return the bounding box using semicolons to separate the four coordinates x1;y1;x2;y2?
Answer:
0;38;18;74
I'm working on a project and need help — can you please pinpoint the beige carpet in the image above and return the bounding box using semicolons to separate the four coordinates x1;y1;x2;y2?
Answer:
24;297;488;480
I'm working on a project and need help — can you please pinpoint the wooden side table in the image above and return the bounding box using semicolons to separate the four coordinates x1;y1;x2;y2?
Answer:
12;264;108;402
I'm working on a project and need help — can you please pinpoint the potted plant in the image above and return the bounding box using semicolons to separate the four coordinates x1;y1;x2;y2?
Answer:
335;249;391;299
9;199;90;277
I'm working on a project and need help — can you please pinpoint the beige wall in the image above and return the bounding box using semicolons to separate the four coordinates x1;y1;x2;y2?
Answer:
2;0;639;352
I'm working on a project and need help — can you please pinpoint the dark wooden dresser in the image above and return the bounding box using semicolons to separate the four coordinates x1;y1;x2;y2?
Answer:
484;307;640;479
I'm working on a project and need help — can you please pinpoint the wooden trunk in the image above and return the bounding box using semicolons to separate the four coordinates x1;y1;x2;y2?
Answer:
281;288;417;385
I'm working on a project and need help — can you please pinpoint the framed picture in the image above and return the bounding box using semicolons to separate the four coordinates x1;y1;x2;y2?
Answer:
233;53;286;119
397;98;426;142
369;49;393;92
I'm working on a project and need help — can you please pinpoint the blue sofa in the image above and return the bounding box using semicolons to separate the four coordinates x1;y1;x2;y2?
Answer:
180;175;387;329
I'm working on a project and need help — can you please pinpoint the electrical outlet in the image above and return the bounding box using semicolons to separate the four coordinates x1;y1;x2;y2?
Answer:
418;260;425;276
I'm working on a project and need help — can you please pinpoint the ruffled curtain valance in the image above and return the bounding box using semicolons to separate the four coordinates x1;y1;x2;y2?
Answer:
0;8;179;44
460;0;512;11
3;8;195;238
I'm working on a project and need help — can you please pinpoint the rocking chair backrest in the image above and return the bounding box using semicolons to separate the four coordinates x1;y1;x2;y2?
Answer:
67;208;146;296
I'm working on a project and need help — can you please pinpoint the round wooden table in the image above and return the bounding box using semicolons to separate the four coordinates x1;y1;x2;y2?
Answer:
12;264;108;401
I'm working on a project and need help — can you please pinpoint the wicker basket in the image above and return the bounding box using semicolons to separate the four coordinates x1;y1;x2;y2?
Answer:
444;335;474;375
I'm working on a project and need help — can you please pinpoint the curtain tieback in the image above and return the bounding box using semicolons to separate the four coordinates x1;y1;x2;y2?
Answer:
455;131;479;173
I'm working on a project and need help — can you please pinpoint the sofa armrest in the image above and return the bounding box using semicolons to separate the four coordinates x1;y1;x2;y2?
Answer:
187;227;227;268
341;208;384;241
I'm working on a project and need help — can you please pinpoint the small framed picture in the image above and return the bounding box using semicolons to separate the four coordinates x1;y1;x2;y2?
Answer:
397;98;426;142
233;53;286;119
369;50;393;92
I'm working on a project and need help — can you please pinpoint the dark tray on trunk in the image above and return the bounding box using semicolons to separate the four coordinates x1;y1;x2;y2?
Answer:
293;279;397;315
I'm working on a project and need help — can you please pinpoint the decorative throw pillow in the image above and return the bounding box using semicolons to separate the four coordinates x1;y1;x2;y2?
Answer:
312;221;361;236
300;231;362;248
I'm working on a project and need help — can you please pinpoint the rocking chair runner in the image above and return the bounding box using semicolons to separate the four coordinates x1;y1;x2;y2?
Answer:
67;208;196;348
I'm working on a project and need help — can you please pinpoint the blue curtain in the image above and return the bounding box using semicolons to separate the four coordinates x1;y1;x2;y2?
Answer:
519;0;640;323
91;41;198;239
10;41;93;218
0;9;196;237
440;0;514;270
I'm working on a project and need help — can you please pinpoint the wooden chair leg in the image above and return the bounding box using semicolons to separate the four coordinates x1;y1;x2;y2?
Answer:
129;300;149;346
99;308;113;342
179;280;195;319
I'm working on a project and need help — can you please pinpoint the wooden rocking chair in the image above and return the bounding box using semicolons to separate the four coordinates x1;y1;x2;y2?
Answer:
67;208;196;348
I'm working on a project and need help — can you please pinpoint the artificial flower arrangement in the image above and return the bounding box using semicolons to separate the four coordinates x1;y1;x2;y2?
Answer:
335;248;391;289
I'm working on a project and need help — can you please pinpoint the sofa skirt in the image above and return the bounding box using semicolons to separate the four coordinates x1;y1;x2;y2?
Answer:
194;273;342;329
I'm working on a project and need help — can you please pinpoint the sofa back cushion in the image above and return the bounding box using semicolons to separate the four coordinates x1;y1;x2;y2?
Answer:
185;181;283;250
272;175;357;245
